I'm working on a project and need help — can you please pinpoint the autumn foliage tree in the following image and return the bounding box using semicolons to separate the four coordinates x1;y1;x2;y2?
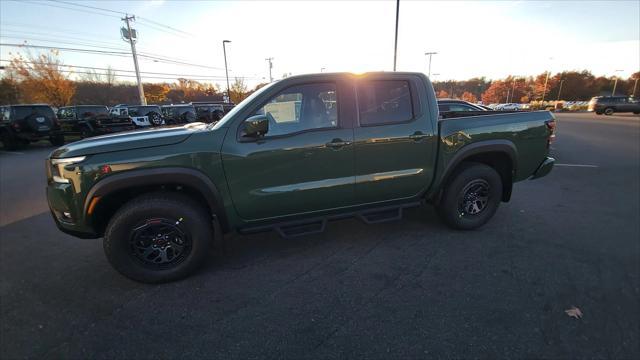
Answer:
229;77;249;104
460;91;478;103
6;51;76;107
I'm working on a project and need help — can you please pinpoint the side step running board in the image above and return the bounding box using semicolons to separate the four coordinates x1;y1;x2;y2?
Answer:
238;201;422;239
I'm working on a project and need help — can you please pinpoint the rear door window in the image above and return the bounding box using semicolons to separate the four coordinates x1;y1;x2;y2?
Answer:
357;80;413;126
12;106;55;119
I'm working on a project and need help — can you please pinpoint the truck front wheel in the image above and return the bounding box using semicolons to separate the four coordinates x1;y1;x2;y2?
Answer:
104;193;214;283
437;162;503;230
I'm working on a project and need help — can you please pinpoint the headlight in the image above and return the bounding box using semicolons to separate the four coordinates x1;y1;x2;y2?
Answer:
51;156;86;183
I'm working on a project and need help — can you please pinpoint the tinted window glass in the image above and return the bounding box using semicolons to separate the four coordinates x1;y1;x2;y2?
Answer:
78;106;108;117
129;106;160;116
358;80;412;125
12;106;55;119
252;82;337;137
449;104;477;111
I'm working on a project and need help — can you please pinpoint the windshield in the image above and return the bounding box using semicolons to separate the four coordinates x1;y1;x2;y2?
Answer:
212;81;278;129
12;106;55;119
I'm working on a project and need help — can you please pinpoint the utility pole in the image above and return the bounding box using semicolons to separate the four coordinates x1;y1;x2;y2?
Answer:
557;79;564;101
222;40;231;103
425;51;437;78
612;70;624;96
265;57;273;82
633;78;638;97
541;71;550;105
121;15;146;105
393;0;399;71
510;77;518;103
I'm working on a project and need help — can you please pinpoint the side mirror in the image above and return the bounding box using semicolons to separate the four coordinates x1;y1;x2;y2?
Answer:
242;114;269;138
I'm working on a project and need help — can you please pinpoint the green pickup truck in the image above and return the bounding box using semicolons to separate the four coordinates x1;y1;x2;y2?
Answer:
46;72;556;283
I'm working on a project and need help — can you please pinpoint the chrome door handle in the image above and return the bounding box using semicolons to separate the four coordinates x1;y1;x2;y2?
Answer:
409;132;428;141
326;139;352;148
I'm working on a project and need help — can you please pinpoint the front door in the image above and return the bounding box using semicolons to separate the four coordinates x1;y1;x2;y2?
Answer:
221;81;355;221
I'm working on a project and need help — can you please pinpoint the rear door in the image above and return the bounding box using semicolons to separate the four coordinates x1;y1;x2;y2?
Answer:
221;80;356;220
353;75;438;204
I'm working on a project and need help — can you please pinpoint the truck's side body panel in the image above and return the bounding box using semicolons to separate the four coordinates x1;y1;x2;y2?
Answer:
45;72;555;239
428;111;553;198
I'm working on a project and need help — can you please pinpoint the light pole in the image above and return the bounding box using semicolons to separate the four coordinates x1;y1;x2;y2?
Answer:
540;57;553;105
510;77;518;103
222;40;231;103
633;77;639;97
393;0;399;71
425;51;437;78
557;79;564;101
265;57;273;82
612;69;623;96
541;71;550;105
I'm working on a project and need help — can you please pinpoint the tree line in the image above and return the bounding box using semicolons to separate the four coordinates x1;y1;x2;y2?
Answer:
0;51;638;107
433;71;639;104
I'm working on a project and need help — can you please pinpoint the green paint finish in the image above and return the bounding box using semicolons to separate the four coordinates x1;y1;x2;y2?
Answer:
46;72;555;238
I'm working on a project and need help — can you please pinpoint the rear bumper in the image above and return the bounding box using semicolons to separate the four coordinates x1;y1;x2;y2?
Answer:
530;157;555;180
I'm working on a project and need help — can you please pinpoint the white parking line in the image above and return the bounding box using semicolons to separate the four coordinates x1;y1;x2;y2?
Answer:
0;151;25;155
555;163;599;168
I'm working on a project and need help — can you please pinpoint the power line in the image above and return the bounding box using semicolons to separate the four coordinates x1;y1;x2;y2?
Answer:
19;0;121;18
0;43;131;56
0;43;228;71
0;59;260;80
137;17;194;37
51;0;194;37
51;0;123;15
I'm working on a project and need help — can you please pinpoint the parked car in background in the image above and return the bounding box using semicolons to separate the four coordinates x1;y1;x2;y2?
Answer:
191;102;225;123
0;104;64;150
437;99;487;112
46;72;556;283
161;104;197;125
110;105;164;127
57;105;135;138
588;96;640;115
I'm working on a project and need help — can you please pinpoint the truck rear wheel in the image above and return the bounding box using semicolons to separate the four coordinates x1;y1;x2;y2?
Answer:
103;193;213;283
437;162;503;230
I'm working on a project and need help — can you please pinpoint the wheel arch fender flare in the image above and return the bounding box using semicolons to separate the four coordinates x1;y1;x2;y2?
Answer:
84;167;229;231
437;140;518;201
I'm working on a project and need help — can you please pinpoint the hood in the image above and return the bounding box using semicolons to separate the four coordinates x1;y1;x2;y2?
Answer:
50;123;208;158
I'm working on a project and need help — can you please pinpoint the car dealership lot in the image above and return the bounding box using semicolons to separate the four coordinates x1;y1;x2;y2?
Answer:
1;113;638;359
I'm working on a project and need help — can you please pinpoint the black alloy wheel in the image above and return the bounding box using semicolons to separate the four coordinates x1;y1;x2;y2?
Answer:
129;218;192;269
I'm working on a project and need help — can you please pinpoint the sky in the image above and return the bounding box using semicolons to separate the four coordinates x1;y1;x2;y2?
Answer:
1;0;639;89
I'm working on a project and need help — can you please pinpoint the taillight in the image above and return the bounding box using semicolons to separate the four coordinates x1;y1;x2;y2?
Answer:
545;119;556;147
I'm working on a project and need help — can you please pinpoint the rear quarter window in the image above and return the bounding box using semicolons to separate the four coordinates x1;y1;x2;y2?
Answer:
357;80;413;126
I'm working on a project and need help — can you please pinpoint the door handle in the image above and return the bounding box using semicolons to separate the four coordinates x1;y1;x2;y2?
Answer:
326;139;352;149
409;132;429;141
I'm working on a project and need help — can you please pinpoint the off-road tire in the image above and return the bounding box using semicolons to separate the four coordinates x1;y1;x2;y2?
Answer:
437;162;503;230
104;193;213;283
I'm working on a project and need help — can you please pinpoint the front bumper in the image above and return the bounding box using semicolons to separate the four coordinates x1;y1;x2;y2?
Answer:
46;183;99;239
530;157;555;179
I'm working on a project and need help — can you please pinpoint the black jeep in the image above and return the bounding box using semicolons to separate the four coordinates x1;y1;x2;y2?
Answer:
190;103;224;123
57;105;135;138
160;104;197;125
0;104;64;150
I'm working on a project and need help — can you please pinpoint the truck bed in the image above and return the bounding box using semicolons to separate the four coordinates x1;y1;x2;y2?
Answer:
436;110;555;183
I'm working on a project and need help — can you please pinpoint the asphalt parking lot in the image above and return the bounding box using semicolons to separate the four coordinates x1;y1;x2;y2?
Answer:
1;112;639;359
